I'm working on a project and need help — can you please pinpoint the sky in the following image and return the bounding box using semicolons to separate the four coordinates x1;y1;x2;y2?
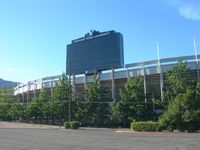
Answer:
0;0;200;83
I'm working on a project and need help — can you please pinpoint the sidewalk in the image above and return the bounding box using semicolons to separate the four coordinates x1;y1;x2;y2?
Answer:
0;121;61;129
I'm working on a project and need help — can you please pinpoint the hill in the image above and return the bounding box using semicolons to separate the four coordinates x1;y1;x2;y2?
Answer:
0;78;19;89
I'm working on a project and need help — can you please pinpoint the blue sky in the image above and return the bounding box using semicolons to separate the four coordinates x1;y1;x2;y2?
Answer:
0;0;200;82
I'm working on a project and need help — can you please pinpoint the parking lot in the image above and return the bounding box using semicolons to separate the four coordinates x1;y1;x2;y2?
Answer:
0;123;200;150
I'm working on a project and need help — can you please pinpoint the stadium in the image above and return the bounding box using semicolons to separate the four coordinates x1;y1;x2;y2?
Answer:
14;30;200;106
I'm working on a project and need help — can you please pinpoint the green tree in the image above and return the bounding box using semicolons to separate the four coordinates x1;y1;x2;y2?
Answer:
39;89;51;120
0;88;14;120
111;77;144;126
50;73;71;123
159;60;200;132
159;89;200;132
164;59;196;101
77;74;111;126
26;89;49;122
0;102;11;120
8;103;25;120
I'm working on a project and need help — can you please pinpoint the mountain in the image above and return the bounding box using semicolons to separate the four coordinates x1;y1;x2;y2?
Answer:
0;78;19;89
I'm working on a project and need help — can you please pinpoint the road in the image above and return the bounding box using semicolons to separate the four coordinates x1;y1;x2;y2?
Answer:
0;127;200;150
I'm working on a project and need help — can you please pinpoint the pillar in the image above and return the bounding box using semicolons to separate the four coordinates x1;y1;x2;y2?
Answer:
111;68;115;100
84;74;87;100
72;75;76;101
142;63;147;103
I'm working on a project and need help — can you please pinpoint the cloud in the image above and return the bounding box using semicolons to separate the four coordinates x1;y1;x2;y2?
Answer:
179;3;200;20
164;0;200;20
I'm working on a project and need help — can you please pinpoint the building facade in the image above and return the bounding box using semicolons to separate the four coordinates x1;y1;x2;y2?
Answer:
14;55;200;105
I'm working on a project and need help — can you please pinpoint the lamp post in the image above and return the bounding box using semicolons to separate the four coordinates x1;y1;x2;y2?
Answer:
68;58;71;122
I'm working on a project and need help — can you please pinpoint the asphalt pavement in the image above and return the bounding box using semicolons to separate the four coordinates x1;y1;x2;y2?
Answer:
0;128;200;150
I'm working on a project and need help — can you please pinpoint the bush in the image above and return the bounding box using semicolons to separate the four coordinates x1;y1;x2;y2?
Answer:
70;121;80;129
64;121;71;129
64;121;80;129
159;91;200;132
131;121;161;132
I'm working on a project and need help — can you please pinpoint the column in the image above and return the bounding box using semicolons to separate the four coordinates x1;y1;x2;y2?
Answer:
158;62;164;101
26;83;29;107
111;68;115;100
142;63;147;103
84;74;87;100
34;81;36;99
72;75;76;101
50;79;53;96
126;67;129;78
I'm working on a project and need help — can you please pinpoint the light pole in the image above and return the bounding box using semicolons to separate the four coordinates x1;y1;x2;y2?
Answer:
68;58;71;122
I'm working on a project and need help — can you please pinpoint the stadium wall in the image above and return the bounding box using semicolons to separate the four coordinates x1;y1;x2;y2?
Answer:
14;55;200;105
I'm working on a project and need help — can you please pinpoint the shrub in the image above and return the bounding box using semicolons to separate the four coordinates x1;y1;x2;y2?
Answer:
159;91;200;132
70;121;80;129
131;121;161;132
64;121;71;129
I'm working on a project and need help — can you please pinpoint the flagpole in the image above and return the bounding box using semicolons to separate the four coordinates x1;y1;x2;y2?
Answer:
157;42;164;101
193;37;200;82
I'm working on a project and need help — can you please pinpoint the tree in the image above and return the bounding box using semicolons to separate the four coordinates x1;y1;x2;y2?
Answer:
8;103;25;120
0;88;14;120
26;89;49;122
159;89;200;132
49;73;71;123
0;88;14;102
0;102;11;120
39;89;51;120
159;60;200;132
111;77;144;126
77;74;111;126
164;59;196;101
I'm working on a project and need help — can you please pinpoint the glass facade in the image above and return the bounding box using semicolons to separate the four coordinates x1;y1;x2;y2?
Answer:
66;31;124;75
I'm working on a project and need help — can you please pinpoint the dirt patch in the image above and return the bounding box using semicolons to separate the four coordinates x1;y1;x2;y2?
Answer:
0;121;60;129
